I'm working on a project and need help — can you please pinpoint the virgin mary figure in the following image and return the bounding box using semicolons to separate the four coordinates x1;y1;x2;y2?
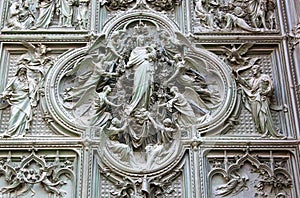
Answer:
125;35;157;115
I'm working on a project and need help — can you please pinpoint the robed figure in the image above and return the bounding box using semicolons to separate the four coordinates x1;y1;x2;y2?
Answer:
125;35;157;115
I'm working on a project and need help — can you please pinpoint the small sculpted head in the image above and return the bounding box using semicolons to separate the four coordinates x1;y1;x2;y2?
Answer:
103;85;112;93
136;35;146;47
170;86;179;94
252;65;262;76
111;117;121;127
163;118;173;127
38;43;47;53
16;66;27;77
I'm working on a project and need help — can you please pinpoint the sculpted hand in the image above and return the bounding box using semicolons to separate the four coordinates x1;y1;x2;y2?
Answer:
0;91;10;99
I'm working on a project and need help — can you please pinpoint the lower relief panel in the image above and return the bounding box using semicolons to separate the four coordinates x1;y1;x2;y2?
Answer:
0;149;79;198
92;151;185;198
201;148;298;198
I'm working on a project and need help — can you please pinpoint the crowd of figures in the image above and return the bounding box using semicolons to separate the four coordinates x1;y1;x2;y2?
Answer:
194;0;276;32
5;0;90;30
5;0;277;32
0;22;285;169
60;22;221;169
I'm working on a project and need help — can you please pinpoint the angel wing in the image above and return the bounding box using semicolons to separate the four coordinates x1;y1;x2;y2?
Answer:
21;41;36;59
86;34;107;54
183;87;209;113
169;31;192;56
220;46;231;56
174;31;192;47
21;40;36;52
221;43;255;65
185;56;209;73
63;55;95;77
236;42;255;56
246;57;260;66
62;85;96;110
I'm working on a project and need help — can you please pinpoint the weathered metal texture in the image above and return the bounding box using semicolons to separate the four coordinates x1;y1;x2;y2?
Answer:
0;0;299;197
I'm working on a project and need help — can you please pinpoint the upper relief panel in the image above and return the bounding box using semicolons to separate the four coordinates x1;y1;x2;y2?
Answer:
101;0;181;11
2;0;90;31
97;0;183;33
192;0;279;34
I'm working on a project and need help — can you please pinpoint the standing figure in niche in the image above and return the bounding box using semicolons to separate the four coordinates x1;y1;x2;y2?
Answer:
266;0;276;30
0;67;37;137
234;64;285;138
18;42;53;106
32;0;56;29
77;0;89;30
125;35;157;115
246;0;268;29
89;85;121;127
194;0;216;29
57;0;74;27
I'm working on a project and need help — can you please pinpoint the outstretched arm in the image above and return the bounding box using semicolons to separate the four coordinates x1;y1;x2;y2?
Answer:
164;65;181;86
147;113;163;130
232;69;251;89
104;97;121;108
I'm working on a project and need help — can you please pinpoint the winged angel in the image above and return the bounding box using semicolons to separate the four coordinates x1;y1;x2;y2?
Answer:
60;23;222;167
